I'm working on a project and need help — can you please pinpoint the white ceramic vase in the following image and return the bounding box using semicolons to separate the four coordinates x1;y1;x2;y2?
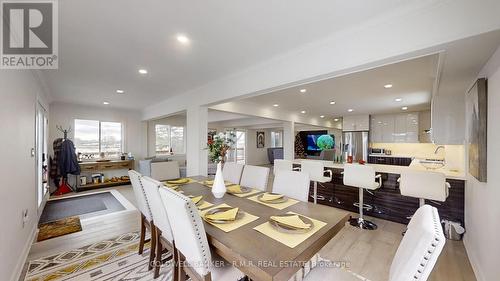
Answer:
212;162;226;198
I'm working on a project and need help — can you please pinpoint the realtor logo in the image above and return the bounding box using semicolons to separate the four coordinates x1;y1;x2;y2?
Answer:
1;0;58;69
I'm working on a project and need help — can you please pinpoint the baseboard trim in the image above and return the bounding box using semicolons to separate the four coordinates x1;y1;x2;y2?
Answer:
463;234;484;281
10;222;38;281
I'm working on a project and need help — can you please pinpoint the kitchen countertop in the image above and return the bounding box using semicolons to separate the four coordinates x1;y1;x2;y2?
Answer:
293;159;466;180
368;154;415;158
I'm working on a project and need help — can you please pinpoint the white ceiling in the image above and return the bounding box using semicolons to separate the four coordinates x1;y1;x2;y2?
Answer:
41;0;423;109
230;31;500;121
241;55;437;119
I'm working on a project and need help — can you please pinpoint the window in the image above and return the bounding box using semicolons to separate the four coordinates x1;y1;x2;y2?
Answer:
155;124;185;154
271;131;283;147
74;119;123;158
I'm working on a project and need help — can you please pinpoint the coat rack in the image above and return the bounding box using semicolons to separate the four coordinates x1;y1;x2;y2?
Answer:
56;125;72;139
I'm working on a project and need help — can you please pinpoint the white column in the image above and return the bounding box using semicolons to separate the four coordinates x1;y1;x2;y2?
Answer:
283;121;295;160
186;105;208;176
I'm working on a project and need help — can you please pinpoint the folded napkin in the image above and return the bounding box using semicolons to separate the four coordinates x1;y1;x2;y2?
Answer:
204;180;214;185
190;196;203;204
205;208;239;221
227;185;242;194
163;183;179;189
261;193;284;202
270;215;311;229
167;178;189;184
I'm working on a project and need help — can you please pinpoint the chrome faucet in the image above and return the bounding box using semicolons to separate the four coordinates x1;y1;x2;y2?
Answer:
434;145;445;154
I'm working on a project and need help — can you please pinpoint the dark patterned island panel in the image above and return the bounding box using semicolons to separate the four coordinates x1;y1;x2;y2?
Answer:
307;167;465;225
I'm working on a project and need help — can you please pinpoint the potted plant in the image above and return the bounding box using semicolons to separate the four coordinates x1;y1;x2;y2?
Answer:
206;131;235;198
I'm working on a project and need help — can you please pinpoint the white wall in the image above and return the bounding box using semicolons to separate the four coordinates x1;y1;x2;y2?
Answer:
463;45;500;281
245;128;273;165
49;102;147;171
0;70;48;281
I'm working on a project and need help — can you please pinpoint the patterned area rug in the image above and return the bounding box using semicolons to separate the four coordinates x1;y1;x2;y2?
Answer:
25;232;173;281
37;216;82;242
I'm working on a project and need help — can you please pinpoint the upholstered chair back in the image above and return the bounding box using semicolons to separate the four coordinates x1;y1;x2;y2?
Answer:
272;170;310;202
128;170;152;221
141;176;174;243
158;187;212;277
240;165;270;191
222;162;244;184
151;161;180;181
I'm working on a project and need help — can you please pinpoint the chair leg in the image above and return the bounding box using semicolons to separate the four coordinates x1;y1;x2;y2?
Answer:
173;245;179;281
154;228;162;278
148;224;156;271
178;250;186;281
349;188;378;230
313;181;318;204
139;215;146;255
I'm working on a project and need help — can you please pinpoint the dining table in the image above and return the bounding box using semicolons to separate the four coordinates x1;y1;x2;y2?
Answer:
175;176;350;281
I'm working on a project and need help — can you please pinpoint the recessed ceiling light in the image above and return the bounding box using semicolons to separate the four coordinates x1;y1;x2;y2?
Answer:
320;115;325;118
384;84;393;88
300;89;307;93
103;101;110;105
348;109;354;112
402;106;408;110
273;104;279;107
176;34;190;44
138;69;148;75
394;98;402;102
116;89;124;94
334;118;339;122
329;101;336;105
300;110;306;114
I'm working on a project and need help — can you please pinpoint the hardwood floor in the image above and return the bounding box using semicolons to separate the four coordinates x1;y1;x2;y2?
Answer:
24;184;476;281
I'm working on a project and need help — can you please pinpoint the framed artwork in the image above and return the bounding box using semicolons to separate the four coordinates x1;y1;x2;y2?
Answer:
256;131;265;148
466;78;487;182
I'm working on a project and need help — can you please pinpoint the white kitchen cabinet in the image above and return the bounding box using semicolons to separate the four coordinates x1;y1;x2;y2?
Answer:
370;112;419;143
342;115;370;131
431;95;465;145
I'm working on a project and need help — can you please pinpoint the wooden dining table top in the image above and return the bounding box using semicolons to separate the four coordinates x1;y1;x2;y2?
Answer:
175;176;350;281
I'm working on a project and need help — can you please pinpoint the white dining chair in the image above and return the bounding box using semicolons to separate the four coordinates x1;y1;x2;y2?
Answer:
158;187;245;281
222;162;244;184
273;159;297;175
151;161;180;181
300;161;332;204
272;170;310;202
128;170;156;270
304;205;445;281
240;165;270;191
141;176;177;279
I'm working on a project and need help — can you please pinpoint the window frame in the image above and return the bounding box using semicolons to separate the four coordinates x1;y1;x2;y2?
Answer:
74;119;124;158
154;124;186;155
270;130;283;148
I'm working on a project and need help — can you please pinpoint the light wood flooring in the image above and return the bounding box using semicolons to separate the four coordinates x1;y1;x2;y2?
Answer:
25;184;476;281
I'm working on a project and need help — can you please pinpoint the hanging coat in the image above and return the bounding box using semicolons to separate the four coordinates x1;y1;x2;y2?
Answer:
58;139;81;177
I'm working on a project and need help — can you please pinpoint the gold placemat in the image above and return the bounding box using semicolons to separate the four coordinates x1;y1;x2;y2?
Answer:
197;200;214;210
200;204;259;233
247;193;299;210
253;212;327;248
163;178;196;188
228;187;263;198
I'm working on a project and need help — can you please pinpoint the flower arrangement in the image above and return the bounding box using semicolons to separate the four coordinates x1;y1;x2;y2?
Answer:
207;131;236;163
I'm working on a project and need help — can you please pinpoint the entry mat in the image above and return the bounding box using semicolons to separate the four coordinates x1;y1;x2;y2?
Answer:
39;192;125;224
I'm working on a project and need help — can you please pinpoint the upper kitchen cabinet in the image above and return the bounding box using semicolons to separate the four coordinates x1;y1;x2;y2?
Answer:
419;110;432;143
431;95;465;145
342;115;370;131
370;113;419;143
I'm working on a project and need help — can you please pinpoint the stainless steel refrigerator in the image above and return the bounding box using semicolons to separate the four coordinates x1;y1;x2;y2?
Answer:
342;131;369;162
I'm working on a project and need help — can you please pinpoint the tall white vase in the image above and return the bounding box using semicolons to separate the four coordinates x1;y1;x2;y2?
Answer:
212;162;226;198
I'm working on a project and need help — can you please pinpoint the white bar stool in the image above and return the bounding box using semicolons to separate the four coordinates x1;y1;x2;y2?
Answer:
399;170;450;207
300;161;332;204
343;164;382;230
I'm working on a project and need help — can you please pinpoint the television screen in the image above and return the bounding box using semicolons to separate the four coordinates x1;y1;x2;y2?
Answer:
306;134;335;151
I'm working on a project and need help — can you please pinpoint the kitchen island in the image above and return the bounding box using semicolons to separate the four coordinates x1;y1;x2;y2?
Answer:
293;159;465;225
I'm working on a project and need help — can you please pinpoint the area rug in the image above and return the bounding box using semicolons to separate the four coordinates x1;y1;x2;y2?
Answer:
25;232;172;281
37;216;82;242
39;191;125;224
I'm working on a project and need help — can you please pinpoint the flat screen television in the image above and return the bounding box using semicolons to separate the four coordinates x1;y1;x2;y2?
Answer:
306;134;335;151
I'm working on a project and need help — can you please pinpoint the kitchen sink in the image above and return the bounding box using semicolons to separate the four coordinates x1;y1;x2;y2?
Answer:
420;159;445;170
